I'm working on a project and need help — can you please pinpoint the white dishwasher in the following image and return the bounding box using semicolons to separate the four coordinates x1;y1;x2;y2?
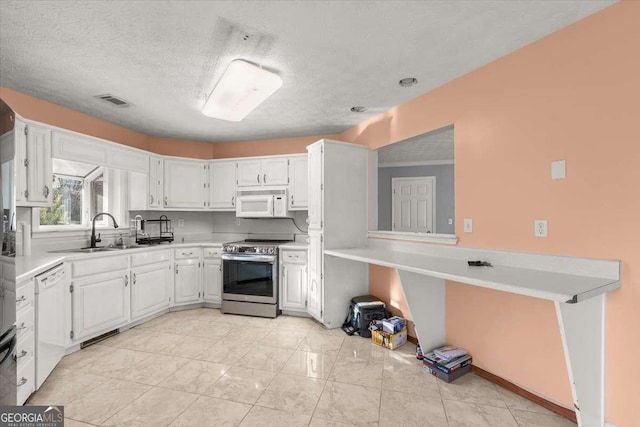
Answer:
35;264;66;388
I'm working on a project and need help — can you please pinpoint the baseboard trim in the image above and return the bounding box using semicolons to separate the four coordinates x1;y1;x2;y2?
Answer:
471;365;577;424
407;335;418;345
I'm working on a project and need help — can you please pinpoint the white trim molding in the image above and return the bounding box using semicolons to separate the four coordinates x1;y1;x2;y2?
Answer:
368;230;458;245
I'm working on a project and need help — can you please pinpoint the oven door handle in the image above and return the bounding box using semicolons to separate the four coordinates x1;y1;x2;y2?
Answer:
221;253;277;263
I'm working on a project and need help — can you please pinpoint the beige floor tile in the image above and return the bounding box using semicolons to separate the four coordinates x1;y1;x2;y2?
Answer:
156;317;201;335
382;355;439;394
135;314;171;330
379;389;448;427
299;333;345;353
239;406;311;427
56;344;116;370
338;336;387;361
207;366;276;404
64;419;94;427
117;331;183;353
100;328;149;348
511;409;577;427
79;348;152;378
103;387;198;426
281;349;338;380
235;344;295;372
158;360;230;394
438;372;507;407
45;367;72;381
495;386;556;415
163;335;217;359
314;381;381;426
64;378;150;425
240;315;279;329
328;356;384;388
111;353;191;386
28;371;105;405
309;323;348;337
309;418;368;427
181;320;230;340
256;372;326;416
194;339;255;365
260;328;308;349
444;399;519;427
225;326;272;344
273;315;317;331
168;395;251;427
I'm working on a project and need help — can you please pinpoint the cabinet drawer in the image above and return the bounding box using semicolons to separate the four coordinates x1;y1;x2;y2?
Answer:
16;281;34;313
203;247;222;258
16;307;34;341
131;249;171;267
16;331;35;370
281;250;307;264
71;255;129;278
17;357;35;405
174;248;200;259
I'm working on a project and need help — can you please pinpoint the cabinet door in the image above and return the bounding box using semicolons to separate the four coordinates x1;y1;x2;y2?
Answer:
164;159;207;209
174;259;201;304
281;262;307;311
131;261;171;320
128;171;148;211
72;271;129;341
210;161;237;209
262;158;288;186
51;130;109;165
307;144;323;229
237;159;262;187
289;156;308;210
25;124;52;205
148;156;163;208
109;145;149;173
307;231;323;321
203;258;222;303
14;121;27;204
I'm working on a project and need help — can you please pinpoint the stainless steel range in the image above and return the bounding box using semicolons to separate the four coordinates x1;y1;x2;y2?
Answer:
221;239;290;318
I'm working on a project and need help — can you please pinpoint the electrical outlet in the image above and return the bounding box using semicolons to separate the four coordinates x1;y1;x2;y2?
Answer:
464;219;473;233
448;218;453;225
534;219;548;237
177;218;184;227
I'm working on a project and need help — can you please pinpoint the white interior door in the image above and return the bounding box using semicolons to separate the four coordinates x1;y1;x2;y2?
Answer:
392;177;435;233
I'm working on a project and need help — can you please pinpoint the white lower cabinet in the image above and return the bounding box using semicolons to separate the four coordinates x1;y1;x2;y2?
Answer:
174;248;202;305
307;232;323;321
280;249;308;313
72;270;129;342
203;246;222;304
131;261;171;320
14;275;35;405
70;256;130;342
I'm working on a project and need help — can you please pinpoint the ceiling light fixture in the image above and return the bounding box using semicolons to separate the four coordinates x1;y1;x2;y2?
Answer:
351;106;366;113
398;77;418;87
202;59;283;122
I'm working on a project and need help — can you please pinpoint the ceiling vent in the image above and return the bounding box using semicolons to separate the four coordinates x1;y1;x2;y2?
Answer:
94;94;131;108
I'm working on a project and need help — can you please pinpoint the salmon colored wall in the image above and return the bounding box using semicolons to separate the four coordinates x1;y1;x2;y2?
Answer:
210;134;339;159
150;137;213;160
369;265;416;338
339;2;639;424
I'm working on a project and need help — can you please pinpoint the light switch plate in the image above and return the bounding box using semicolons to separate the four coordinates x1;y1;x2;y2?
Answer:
177;218;184;227
534;219;548;237
551;160;566;179
464;218;473;233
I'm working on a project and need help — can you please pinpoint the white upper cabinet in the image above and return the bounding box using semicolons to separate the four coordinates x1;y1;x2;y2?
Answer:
307;143;322;229
15;119;52;206
164;158;208;209
209;161;237;210
52;130;109;165
109;145;149;174
148;156;163;209
237;157;289;187
288;155;308;210
128;171;148;211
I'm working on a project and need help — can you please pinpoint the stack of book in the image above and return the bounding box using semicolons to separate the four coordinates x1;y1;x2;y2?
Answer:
423;345;472;383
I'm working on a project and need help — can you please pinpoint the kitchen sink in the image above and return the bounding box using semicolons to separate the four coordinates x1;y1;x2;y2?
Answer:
108;243;143;250
49;247;122;254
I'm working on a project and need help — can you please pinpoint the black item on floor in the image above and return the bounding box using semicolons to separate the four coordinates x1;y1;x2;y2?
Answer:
341;295;387;338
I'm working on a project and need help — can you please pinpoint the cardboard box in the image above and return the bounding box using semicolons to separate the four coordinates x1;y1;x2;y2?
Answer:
422;358;472;383
382;316;407;334
371;327;407;350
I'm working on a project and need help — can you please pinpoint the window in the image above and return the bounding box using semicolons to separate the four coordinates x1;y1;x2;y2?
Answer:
39;175;84;226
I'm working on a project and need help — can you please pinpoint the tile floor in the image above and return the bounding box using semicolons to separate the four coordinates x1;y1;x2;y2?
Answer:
28;308;576;427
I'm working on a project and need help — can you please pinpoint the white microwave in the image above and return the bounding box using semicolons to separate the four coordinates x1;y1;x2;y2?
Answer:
235;189;293;218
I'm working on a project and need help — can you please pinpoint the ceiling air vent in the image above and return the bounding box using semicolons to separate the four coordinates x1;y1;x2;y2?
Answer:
94;94;131;108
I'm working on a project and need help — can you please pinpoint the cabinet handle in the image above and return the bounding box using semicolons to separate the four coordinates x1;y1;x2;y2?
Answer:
183;252;192;256
150;195;154;205
16;323;27;331
257;174;261;183
291;194;294;206
44;185;50;197
17;350;28;359
219;264;221;272
17;377;28;387
133;273;136;285
231;196;235;206
176;265;179;275
263;173;267;183
16;295;27;303
164;196;168;206
125;275;128;287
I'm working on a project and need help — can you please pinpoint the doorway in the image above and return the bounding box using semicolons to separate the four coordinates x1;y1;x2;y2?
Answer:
392;176;435;233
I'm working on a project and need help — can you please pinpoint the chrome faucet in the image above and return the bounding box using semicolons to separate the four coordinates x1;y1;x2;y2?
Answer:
90;212;119;248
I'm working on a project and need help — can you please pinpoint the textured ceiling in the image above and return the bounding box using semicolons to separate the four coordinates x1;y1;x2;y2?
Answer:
0;1;614;143
378;126;454;165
